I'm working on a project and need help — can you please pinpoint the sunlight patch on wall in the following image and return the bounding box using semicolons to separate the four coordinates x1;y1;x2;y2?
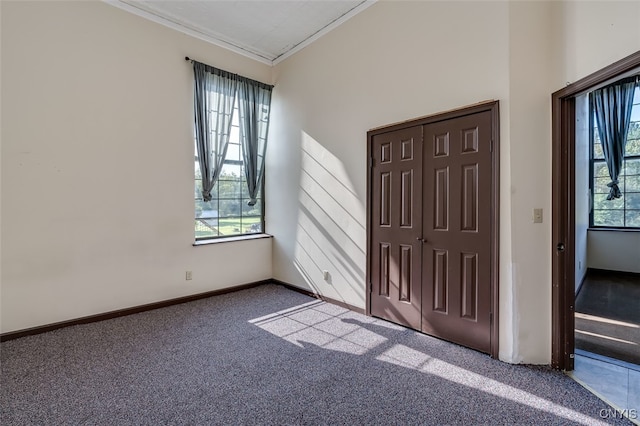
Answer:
293;131;366;304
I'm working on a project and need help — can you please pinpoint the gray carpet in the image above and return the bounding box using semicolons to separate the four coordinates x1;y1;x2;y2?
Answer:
0;284;632;425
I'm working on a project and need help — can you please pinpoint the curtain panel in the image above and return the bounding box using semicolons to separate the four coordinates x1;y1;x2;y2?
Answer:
193;62;238;202
238;78;273;206
592;76;638;200
192;60;273;206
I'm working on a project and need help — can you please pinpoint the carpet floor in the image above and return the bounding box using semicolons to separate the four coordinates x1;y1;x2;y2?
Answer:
575;270;640;366
1;284;633;425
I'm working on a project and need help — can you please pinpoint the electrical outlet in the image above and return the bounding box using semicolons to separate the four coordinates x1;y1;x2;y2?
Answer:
323;270;330;281
186;271;192;280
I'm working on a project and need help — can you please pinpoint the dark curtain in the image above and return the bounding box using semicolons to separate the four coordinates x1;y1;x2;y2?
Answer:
237;77;274;206
592;76;638;200
193;61;238;202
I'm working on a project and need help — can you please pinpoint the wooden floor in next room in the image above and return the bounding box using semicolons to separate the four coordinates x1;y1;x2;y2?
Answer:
572;268;640;419
575;268;640;367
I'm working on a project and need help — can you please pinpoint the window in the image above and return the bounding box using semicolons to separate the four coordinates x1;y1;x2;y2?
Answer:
194;100;264;239
190;61;272;241
590;84;640;228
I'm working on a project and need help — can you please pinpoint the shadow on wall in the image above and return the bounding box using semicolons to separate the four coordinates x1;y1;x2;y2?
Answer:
294;131;366;305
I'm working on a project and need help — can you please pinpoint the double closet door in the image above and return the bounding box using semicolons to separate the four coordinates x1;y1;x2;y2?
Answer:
369;108;495;354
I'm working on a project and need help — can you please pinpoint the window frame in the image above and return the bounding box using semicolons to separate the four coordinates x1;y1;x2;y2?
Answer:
194;100;266;241
589;86;640;230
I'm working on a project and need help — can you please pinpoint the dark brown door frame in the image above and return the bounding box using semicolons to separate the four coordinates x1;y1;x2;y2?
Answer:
366;100;500;359
551;50;640;370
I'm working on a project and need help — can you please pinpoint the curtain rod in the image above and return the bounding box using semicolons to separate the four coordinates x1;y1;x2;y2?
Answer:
183;56;274;88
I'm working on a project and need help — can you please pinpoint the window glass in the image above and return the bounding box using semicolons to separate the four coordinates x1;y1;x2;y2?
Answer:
591;85;640;228
194;101;263;239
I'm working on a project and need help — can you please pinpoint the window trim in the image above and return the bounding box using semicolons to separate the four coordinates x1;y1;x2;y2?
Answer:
193;233;272;246
587;227;640;233
194;176;266;242
588;87;640;229
194;102;266;241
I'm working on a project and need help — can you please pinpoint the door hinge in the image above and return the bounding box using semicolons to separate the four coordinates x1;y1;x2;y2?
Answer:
370;157;375;168
490;312;493;324
490;139;494;152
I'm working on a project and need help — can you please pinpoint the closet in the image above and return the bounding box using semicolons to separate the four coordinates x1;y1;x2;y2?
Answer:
367;101;499;355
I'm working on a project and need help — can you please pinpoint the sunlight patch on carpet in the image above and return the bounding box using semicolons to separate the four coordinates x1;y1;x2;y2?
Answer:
250;301;386;353
375;345;609;426
251;301;610;426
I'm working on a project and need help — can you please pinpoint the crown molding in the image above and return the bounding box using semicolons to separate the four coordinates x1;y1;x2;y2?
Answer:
103;0;274;65
104;0;376;67
272;0;377;65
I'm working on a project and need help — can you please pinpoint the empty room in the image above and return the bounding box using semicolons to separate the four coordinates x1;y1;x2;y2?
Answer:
1;0;639;424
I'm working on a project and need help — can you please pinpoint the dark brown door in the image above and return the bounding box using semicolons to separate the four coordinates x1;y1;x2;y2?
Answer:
421;111;493;353
370;127;423;330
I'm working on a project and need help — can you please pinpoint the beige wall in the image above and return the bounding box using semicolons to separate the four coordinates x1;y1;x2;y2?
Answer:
2;0;639;364
575;94;590;290
552;1;640;89
268;0;519;357
588;231;640;273
505;0;556;364
268;0;640;364
0;1;272;333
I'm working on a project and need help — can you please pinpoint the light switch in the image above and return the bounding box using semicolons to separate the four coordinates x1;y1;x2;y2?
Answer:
533;208;543;224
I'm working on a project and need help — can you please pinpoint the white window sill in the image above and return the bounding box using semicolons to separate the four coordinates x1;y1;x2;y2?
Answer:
587;228;640;233
193;233;272;246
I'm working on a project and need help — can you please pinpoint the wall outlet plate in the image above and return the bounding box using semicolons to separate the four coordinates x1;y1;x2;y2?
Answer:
533;208;543;224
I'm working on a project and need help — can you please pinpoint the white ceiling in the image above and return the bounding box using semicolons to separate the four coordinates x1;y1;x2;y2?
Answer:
109;0;374;65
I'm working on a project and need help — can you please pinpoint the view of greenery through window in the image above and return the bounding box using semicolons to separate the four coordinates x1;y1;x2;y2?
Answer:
591;85;640;228
195;104;263;239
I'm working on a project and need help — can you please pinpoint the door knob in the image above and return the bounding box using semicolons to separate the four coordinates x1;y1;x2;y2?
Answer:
416;237;427;243
556;243;565;252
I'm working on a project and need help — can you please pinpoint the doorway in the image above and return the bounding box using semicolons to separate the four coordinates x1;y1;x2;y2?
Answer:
367;101;499;357
551;50;640;370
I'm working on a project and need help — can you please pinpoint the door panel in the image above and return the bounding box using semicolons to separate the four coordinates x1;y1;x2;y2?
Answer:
370;127;423;330
433;249;448;313
421;111;493;354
